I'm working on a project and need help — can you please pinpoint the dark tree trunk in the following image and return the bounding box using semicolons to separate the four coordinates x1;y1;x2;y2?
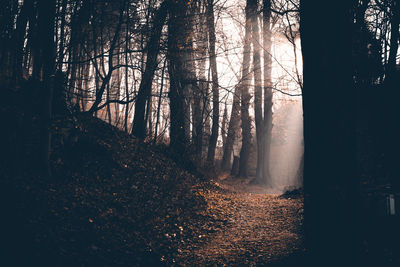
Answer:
300;1;360;265
124;2;130;133
261;0;273;186
154;59;166;144
386;0;399;83
221;84;241;171
132;1;169;138
206;0;220;166
221;103;228;148
12;0;34;86
238;0;253;178
35;0;57;177
167;0;191;154
88;5;124;114
192;2;207;163
384;0;400;192
249;0;264;182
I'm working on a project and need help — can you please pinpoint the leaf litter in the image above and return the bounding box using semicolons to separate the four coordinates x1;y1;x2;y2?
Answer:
4;115;305;266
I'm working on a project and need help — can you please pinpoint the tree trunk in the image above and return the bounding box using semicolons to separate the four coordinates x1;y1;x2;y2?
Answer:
221;84;241;171
300;1;360;265
167;0;191;154
192;1;208;162
206;0;220;166
250;0;264;182
12;0;34;86
261;0;273;186
221;102;228;148
35;0;57;177
238;0;253;178
88;5;124;114
386;0;399;83
124;3;130;133
384;0;400;192
154;59;166;144
132;0;169;138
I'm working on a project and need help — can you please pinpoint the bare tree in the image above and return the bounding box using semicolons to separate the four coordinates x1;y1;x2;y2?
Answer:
132;0;169;139
206;0;220;166
238;0;253;178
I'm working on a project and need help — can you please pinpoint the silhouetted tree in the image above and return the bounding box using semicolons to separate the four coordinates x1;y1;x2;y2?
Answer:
300;0;360;265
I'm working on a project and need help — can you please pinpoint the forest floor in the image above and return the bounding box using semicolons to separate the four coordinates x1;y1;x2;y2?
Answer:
176;177;305;266
1;115;305;266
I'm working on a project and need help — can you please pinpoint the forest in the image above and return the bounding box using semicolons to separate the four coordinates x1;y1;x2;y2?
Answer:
0;0;399;266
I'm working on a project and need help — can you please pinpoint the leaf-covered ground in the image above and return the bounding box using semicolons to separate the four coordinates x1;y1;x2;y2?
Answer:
176;178;305;266
1;115;305;266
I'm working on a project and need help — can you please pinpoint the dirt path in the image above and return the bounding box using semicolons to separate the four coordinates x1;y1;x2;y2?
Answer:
177;178;305;266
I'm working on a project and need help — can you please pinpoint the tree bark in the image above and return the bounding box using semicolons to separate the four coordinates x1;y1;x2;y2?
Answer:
300;1;360;265
384;0;400;192
250;0;264;182
167;0;191;154
132;0;169;138
261;0;273;186
221;85;241;171
193;1;208;163
35;0;57;177
238;0;253;178
206;0;220;166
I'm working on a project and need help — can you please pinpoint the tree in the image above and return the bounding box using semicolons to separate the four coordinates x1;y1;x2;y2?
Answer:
300;0;360;265
261;0;273;186
206;0;220;166
132;0;169;139
34;0;57;177
250;0;264;182
238;0;254;178
167;0;192;154
383;0;400;192
221;84;241;171
192;0;208;163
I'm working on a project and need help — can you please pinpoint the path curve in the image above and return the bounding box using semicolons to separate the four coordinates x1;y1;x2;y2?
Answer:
177;177;305;266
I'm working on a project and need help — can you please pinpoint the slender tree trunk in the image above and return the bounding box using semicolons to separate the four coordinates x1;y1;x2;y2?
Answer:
221;85;241;171
238;0;253;178
206;0;220;166
124;3;130;133
193;2;207;162
132;0;169;138
221;102;228;147
88;5;124;114
36;0;57;177
261;0;273;186
250;0;264;182
12;0;34;86
154;59;166;144
386;0;399;82
57;0;67;71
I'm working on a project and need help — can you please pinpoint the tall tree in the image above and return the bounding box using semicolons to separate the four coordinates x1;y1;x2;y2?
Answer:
384;0;400;193
261;0;273;186
192;0;208;163
167;0;192;154
34;0;57;177
250;0;264;182
132;0;169;138
300;0;360;265
221;85;241;171
206;0;220;166
238;0;253;178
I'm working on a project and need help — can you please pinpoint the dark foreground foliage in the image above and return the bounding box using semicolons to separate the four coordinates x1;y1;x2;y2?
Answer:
0;115;221;266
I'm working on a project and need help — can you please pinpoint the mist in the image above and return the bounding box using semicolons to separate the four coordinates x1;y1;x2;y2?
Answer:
269;100;303;192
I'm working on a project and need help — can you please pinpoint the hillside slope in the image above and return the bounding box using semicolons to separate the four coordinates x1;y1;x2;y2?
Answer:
1;115;219;266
